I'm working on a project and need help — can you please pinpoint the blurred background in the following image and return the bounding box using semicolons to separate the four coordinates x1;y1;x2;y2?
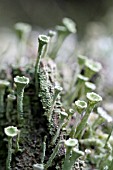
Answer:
0;0;113;37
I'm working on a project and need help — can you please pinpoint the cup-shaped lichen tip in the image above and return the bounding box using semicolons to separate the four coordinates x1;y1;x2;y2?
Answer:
4;126;18;137
85;59;102;73
62;17;76;33
0;80;10;88
48;30;56;37
55;25;67;33
97;107;113;122
8;94;16;101
69;108;75;116
15;22;31;32
75;100;87;114
77;55;87;66
64;138;78;148
33;163;44;170
85;82;96;91
85;149;91;155
86;92;102;105
72;147;84;156
54;84;63;93
77;74;89;82
60;111;68;120
38;35;50;46
14;76;29;86
14;22;32;39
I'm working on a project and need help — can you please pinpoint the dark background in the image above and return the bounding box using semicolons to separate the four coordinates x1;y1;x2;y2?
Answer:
0;0;113;37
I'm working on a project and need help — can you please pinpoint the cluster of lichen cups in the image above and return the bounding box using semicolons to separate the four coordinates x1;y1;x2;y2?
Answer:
3;19;113;170
4;75;29;170
33;34;103;169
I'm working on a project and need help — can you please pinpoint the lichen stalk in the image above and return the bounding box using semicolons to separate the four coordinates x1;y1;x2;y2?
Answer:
41;136;47;164
6;137;12;170
15;130;21;152
67;75;88;106
62;138;78;170
74;104;93;139
50;18;76;59
0;80;10;114
45;141;62;169
69;148;84;170
49;85;62;122
62;147;72;170
52;111;68;145
0;89;5;114
17;87;24;122
4;126;18;170
6;93;16;121
35;35;49;95
14;76;29;125
14;22;32;65
35;42;44;92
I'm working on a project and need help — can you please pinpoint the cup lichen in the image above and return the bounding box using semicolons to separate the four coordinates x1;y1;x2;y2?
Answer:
14;75;29;124
4;126;19;170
